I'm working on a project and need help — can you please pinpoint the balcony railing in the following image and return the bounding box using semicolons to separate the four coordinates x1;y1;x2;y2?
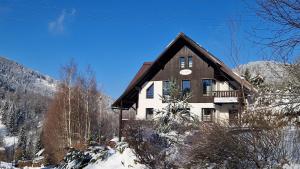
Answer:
212;90;240;103
207;90;240;97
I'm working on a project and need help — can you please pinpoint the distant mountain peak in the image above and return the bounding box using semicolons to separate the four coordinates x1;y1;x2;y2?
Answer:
234;60;288;84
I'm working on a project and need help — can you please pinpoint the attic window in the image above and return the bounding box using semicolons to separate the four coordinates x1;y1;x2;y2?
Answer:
188;56;193;68
179;57;185;68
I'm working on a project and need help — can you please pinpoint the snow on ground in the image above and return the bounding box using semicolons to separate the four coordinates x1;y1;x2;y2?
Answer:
84;147;145;169
0;115;6;137
0;162;50;169
0;161;17;169
3;136;18;147
0;115;18;147
0;147;145;169
284;164;300;169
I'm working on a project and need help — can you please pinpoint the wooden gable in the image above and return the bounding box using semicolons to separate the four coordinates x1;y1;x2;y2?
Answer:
112;33;254;109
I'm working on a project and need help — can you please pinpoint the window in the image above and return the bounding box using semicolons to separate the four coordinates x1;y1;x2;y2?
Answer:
163;81;170;96
179;57;185;68
202;108;215;122
188;56;193;68
146;83;154;98
146;108;154;120
182;80;191;95
202;79;216;96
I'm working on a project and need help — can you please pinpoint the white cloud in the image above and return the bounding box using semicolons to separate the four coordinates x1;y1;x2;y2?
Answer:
48;8;76;34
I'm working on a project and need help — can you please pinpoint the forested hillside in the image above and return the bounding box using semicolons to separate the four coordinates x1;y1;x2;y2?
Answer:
0;56;58;161
0;57;118;165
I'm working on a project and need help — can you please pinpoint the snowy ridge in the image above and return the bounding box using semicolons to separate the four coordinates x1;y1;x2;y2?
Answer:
234;61;288;84
0;56;58;96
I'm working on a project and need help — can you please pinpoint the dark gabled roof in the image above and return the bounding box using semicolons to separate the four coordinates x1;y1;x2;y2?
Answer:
125;62;152;94
112;33;254;109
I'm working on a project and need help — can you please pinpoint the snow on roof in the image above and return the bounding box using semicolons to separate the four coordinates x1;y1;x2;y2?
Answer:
233;71;244;79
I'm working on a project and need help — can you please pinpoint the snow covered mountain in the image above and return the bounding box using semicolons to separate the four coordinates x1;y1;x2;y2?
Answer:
0;56;58;160
234;61;288;84
0;56;57;96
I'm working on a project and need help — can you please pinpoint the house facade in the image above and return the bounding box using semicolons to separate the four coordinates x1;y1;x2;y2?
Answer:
112;33;254;123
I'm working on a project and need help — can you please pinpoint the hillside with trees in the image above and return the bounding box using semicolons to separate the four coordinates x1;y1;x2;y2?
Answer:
0;56;57;162
0;58;118;166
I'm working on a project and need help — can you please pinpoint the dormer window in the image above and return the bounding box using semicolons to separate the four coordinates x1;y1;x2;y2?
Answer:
179;57;185;68
188;56;193;68
146;83;154;99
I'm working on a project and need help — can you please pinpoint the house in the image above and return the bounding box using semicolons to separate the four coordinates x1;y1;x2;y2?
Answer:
112;33;254;123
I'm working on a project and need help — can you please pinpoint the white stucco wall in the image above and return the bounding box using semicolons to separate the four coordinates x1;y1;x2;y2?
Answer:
137;81;164;119
137;80;240;123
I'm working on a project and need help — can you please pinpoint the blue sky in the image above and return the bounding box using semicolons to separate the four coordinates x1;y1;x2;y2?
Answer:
0;0;267;98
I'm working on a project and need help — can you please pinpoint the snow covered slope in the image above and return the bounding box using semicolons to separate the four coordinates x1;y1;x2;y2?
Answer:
0;56;57;96
234;61;288;84
0;56;58;153
0;115;18;148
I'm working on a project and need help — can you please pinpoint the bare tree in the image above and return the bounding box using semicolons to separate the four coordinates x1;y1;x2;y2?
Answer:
256;0;300;61
43;61;118;164
61;60;77;147
228;19;242;69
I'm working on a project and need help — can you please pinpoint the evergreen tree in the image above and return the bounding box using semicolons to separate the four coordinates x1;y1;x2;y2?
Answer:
18;126;27;160
156;80;198;134
244;68;251;82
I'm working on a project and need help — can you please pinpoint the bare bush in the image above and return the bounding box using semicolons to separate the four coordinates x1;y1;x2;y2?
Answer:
187;121;296;169
124;120;174;169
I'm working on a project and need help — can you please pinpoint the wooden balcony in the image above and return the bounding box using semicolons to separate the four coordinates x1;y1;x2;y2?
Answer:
210;90;240;103
211;90;240;97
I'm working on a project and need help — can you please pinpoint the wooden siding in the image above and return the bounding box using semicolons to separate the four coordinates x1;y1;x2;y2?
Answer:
152;46;237;103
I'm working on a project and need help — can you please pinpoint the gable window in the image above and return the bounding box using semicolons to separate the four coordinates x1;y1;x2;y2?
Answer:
146;108;154;120
182;80;191;95
202;108;215;122
179;57;185;68
146;83;154;98
188;56;193;68
202;79;215;96
163;81;170;96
